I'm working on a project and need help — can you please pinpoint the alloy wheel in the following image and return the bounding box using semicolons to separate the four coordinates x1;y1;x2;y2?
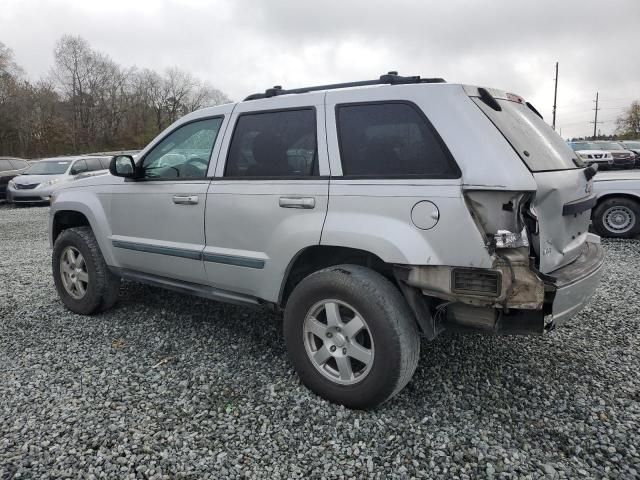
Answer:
303;299;375;385
59;246;89;299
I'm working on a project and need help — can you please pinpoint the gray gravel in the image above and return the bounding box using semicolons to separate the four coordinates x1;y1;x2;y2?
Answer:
1;203;639;479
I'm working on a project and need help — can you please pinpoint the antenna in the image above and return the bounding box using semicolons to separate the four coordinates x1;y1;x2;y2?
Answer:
552;62;559;130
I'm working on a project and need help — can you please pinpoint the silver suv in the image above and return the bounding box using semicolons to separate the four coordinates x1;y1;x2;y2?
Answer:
49;73;604;408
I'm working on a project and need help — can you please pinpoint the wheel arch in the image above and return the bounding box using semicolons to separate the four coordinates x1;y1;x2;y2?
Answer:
52;210;91;243
595;192;640;207
278;245;393;307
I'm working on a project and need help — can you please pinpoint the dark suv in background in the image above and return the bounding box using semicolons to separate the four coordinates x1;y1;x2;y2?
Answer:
0;157;30;201
621;140;640;168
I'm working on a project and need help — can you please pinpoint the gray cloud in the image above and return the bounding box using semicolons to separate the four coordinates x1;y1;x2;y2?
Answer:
2;0;639;138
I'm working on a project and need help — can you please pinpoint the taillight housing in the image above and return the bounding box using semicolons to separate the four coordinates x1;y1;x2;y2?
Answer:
464;190;534;251
494;228;529;249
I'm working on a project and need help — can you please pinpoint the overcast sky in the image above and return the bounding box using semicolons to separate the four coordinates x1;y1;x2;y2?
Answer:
2;0;638;138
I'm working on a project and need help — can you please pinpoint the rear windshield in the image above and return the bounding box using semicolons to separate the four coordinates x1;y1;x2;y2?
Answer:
24;161;71;175
473;97;581;172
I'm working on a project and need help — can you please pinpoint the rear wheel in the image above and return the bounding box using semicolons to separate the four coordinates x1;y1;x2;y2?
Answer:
592;197;640;238
283;264;420;409
52;227;120;314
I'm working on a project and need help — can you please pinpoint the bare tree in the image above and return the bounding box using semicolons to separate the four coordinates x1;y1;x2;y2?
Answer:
616;101;640;139
0;36;231;157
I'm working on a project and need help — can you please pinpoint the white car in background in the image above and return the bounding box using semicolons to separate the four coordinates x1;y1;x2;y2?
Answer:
7;155;111;204
569;142;614;169
592;170;640;238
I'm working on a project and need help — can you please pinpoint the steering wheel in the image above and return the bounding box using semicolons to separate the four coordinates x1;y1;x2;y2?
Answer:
181;157;209;177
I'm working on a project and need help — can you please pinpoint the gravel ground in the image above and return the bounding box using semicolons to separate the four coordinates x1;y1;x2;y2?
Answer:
1;204;639;479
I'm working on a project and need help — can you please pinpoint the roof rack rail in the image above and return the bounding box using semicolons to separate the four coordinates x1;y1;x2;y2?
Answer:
243;72;446;101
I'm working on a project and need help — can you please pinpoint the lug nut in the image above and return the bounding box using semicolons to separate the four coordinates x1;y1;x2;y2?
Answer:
326;332;333;338
330;345;337;352
342;348;347;354
336;327;341;332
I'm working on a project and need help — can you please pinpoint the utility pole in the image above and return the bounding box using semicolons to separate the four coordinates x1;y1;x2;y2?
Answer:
592;92;600;139
552;62;559;130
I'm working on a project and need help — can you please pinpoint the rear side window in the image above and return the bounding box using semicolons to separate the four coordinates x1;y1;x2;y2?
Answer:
473;97;580;172
225;109;318;177
85;158;104;171
336;102;460;178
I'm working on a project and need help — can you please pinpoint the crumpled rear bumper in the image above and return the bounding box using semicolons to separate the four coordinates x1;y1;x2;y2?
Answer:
548;234;604;326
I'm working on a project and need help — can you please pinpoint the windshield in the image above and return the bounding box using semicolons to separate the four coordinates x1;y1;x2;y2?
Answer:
24;161;71;175
624;142;640;149
570;142;599;151
596;142;624;150
473;97;580;172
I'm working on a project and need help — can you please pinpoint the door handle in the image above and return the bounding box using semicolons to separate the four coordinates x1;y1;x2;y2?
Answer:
279;197;315;209
172;195;199;205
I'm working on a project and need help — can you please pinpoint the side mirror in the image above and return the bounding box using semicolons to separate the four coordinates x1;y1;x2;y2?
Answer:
109;155;137;178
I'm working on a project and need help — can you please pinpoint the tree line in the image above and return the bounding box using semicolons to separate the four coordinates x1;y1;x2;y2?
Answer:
0;35;230;158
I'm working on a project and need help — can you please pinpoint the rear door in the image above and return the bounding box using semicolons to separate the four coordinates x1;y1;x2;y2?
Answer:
204;93;329;302
84;157;108;177
468;87;593;273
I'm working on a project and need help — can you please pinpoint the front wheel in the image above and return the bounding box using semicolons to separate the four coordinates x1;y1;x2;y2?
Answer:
283;264;420;409
52;227;120;314
592;198;640;238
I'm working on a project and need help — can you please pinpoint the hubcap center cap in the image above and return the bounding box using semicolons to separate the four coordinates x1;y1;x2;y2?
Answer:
327;328;347;348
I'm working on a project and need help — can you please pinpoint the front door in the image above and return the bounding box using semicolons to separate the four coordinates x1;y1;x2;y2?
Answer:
109;116;226;284
204;93;330;302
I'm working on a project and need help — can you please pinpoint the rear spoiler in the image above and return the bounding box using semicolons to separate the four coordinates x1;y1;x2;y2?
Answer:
463;85;543;119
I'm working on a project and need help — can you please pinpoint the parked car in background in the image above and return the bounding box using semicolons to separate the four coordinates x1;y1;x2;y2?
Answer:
48;73;604;408
7;155;110;204
569;142;614;169
594;141;636;169
620;140;640;168
592;170;640;238
0;157;30;200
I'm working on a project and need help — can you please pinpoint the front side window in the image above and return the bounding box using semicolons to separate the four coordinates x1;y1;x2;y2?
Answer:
71;159;88;174
225;109;318;177
142;117;223;179
336;102;460;177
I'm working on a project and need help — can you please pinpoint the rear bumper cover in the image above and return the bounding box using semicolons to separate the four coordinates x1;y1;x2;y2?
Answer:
548;234;604;326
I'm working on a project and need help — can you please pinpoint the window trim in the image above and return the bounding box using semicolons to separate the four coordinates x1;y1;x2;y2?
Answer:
222;106;320;180
334;100;461;180
135;115;225;182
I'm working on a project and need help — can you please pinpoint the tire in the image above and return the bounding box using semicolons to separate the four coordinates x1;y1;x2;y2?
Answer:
283;264;420;409
52;226;120;314
592;197;640;239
